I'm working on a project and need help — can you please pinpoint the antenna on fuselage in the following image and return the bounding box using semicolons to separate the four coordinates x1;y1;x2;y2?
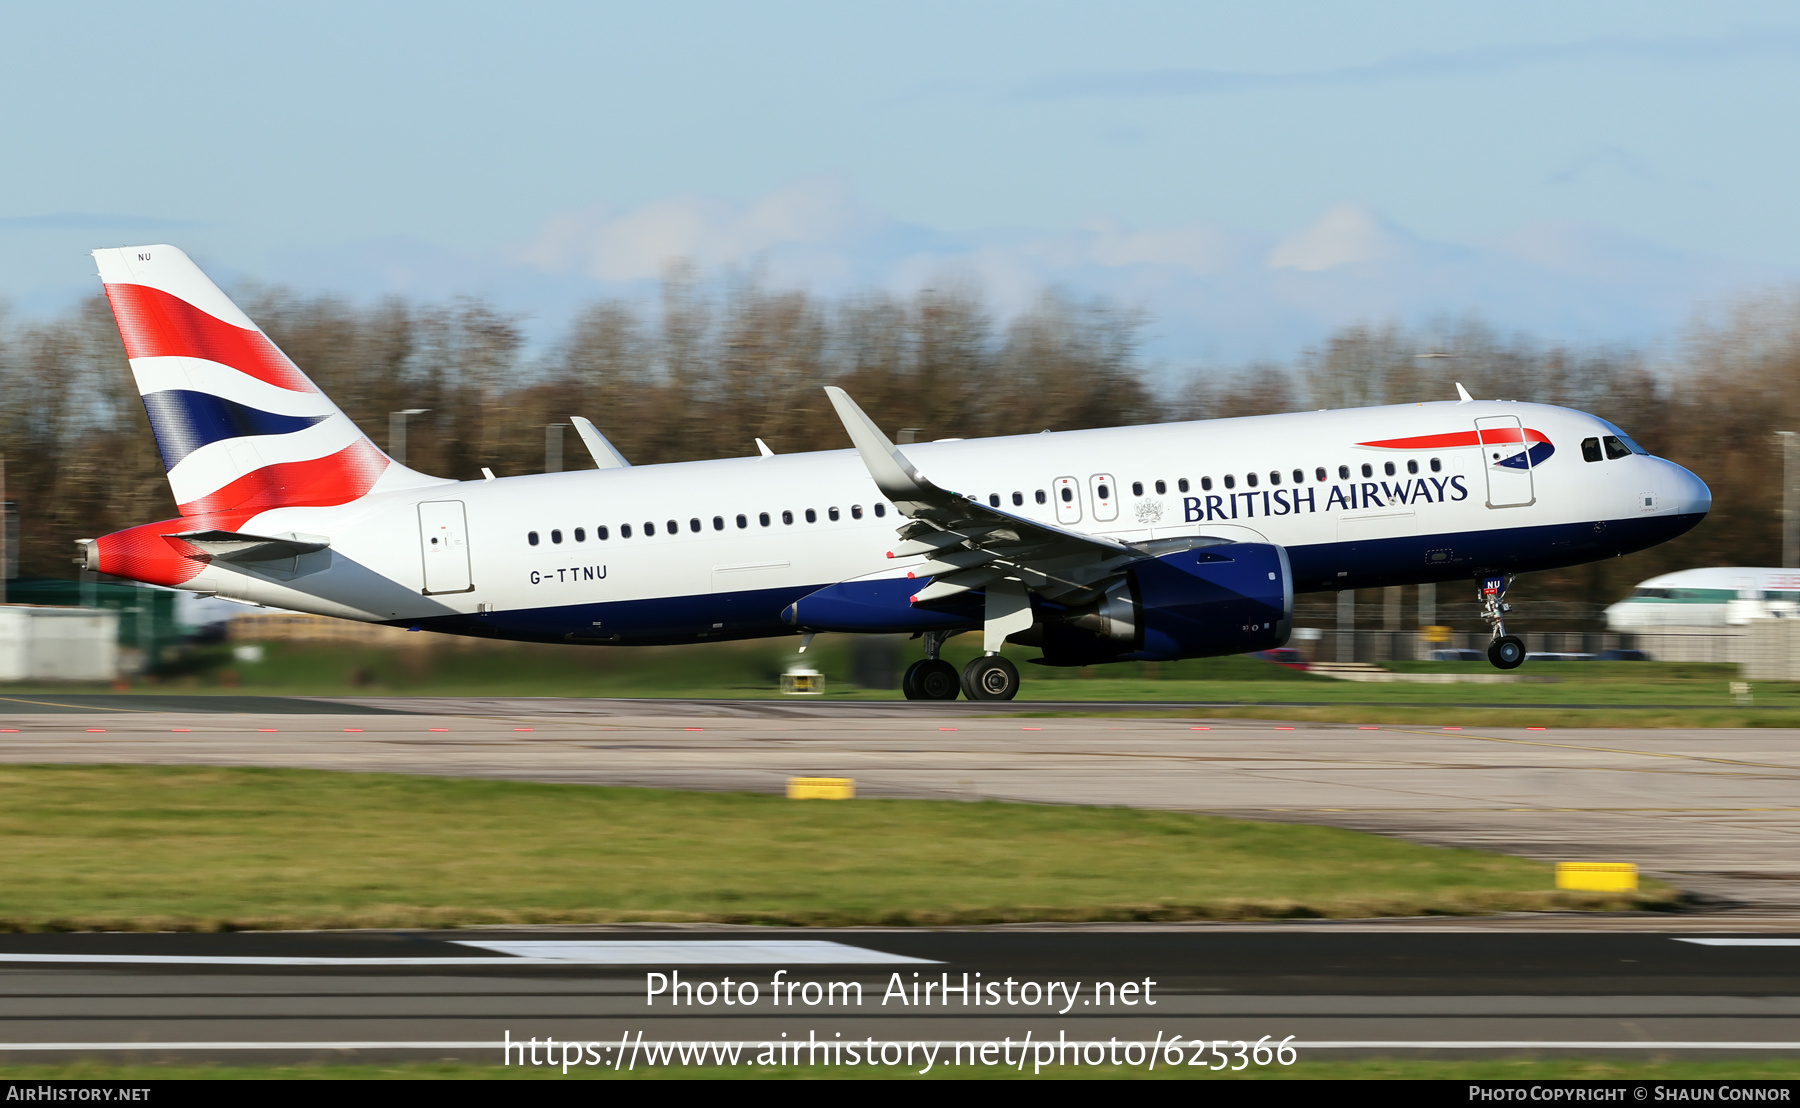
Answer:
1454;382;1474;404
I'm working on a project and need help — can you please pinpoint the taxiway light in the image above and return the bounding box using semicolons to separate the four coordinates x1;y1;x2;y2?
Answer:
1190;726;1209;730
428;727;448;732
513;727;533;732
343;728;363;733
85;729;104;733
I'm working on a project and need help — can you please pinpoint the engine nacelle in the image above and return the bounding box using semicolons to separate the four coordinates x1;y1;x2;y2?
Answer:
1034;542;1293;666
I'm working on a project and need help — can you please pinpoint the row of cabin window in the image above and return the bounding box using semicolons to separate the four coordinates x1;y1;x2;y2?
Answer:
1190;458;1443;492
972;460;1445;511
526;503;888;546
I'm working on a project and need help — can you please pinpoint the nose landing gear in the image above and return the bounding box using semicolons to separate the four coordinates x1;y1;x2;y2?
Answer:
1480;574;1526;670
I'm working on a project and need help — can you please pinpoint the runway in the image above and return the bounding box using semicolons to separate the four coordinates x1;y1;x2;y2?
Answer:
1;695;1798;907
3;928;1800;1066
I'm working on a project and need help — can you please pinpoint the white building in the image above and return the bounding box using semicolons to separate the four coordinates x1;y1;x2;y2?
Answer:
0;605;120;681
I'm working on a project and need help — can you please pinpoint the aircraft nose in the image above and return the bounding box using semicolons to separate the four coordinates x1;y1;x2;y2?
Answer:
1665;459;1711;516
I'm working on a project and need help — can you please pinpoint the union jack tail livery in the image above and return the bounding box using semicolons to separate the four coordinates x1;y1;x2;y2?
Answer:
93;245;435;516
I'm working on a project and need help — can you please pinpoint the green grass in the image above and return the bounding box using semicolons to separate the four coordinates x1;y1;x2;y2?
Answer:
0;766;1661;931
2;1057;1795;1080
7;638;1794;726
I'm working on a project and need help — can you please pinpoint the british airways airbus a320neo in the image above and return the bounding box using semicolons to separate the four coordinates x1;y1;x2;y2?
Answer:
80;246;1711;700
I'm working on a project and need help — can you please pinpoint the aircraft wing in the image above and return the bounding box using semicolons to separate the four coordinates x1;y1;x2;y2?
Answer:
824;386;1154;604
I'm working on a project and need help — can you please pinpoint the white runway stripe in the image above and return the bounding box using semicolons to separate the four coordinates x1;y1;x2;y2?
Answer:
453;939;938;964
0;939;935;967
1677;938;1800;946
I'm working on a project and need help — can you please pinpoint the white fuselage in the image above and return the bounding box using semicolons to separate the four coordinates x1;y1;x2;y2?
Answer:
163;399;1711;646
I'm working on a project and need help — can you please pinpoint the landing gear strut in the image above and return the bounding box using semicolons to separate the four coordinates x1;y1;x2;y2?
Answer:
1480;574;1526;670
902;631;960;700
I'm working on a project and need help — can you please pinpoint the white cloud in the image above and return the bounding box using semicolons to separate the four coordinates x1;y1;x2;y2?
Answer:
509;175;864;283
255;181;1795;368
1266;203;1412;272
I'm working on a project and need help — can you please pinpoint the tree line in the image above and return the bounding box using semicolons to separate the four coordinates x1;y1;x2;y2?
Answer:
1;271;1794;625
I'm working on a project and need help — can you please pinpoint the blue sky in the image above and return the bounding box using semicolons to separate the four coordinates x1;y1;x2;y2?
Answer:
4;1;1799;364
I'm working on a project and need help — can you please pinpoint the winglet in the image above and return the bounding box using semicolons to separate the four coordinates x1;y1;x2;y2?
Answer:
570;417;631;469
823;386;941;506
1454;382;1474;404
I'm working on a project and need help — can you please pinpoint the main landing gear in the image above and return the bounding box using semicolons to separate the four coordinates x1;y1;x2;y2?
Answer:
901;632;1021;701
1480;574;1526;670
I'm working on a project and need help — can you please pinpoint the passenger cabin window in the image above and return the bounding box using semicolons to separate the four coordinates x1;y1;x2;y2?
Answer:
1035;490;1047;504
598;525;610;540
989;493;1001;507
805;508;816;523
1430;458;1442;472
782;510;793;524
828;507;840;521
1359;463;1372;478
874;503;886;517
621;524;633;538
1383;461;1395;476
735;515;747;529
1131;481;1144;496
1013;492;1024;506
551;529;563;544
644;522;655;536
1097;483;1110;499
1060;487;1074;502
1177;478;1189;493
1604;435;1631;460
574;527;586;542
666;519;677;534
851;505;864;519
1292;469;1303;484
1338;465;1350;480
759;512;771;527
1223;475;1236;489
528;531;539;546
1315;467;1326;482
1269;470;1281;485
1406;460;1418;475
1155;479;1166;494
1245;473;1258;488
1201;477;1213;491
690;518;701;533
712;516;724;531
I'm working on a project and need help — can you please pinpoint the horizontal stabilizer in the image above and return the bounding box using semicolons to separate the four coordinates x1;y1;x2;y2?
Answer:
165;530;330;562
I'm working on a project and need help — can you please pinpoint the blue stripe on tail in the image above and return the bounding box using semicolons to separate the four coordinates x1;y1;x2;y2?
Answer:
140;390;328;471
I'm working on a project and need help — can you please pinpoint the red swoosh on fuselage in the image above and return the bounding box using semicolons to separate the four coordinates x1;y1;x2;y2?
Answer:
1357;428;1549;450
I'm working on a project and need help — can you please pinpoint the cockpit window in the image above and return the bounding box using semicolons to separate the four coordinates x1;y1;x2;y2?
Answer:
1581;437;1603;463
1603;435;1631;460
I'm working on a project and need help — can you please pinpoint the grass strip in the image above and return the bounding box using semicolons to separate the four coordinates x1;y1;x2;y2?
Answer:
0;1058;1794;1080
0;766;1665;931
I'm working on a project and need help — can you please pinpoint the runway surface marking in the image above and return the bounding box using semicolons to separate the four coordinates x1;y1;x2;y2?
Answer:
454;940;938;964
1678;938;1800;946
0;940;935;967
0;695;142;713
0;1040;1796;1053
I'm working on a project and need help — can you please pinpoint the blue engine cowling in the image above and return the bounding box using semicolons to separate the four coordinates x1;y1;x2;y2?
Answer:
1034;542;1293;666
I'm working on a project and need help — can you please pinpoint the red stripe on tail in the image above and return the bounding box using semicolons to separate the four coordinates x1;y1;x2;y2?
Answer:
94;512;255;587
102;283;317;393
176;439;389;515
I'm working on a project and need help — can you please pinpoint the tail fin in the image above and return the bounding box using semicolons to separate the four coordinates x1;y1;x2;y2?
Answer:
93;245;443;516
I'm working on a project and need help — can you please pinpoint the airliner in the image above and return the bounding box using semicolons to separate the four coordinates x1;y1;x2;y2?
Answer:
80;246;1712;700
1607;568;1800;630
